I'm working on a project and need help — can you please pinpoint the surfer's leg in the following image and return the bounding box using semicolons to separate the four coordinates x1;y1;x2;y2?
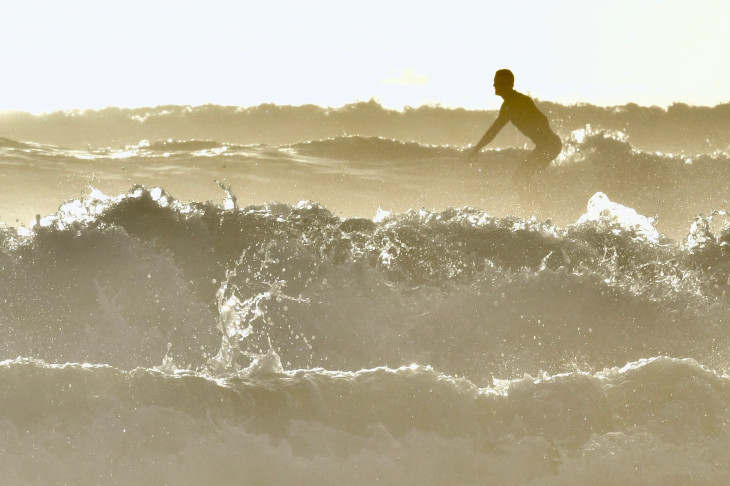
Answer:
511;153;541;215
513;150;549;184
512;134;562;184
512;136;562;213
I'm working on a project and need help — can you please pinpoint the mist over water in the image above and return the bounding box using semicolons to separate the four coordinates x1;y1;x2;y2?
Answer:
2;101;730;484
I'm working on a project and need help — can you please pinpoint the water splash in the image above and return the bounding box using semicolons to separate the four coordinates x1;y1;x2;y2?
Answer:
575;192;660;243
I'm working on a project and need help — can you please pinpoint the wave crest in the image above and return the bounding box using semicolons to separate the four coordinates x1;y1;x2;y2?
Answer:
2;187;729;379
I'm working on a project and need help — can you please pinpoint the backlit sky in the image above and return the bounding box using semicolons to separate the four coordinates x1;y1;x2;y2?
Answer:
1;0;728;113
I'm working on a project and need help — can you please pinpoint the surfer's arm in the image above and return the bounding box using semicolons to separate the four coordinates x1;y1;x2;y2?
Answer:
472;115;508;153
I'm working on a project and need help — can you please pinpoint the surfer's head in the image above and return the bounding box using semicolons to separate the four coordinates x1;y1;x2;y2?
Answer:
493;69;514;96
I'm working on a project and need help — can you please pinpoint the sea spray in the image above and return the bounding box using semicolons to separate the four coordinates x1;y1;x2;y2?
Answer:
2;186;728;378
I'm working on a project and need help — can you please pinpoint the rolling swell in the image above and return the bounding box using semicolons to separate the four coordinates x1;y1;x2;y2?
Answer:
290;136;460;161
1;130;729;241
1;356;729;485
2;100;730;153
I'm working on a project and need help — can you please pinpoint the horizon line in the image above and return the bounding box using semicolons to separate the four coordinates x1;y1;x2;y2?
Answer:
2;97;730;116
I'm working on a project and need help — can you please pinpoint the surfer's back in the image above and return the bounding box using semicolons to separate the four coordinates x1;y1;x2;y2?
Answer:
498;90;554;144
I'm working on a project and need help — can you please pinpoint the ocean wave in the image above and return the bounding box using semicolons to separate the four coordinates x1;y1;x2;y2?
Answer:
0;136;70;158
0;136;33;150
0;356;729;485
144;138;230;152
3;185;730;483
290;136;462;161
4;98;730;484
2;100;729;152
5;127;727;166
2;187;730;379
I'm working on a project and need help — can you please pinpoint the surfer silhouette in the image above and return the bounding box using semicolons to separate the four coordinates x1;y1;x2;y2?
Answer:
469;69;562;181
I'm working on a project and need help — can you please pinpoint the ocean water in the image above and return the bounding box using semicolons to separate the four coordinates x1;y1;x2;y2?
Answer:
1;102;730;484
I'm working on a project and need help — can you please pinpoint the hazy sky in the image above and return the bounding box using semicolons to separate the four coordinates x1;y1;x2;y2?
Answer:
1;0;728;112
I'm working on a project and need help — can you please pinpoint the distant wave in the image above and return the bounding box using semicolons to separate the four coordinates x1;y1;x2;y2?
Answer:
1;100;729;152
290;136;462;161
145;138;230;152
77;131;726;163
0;136;32;149
1;130;729;241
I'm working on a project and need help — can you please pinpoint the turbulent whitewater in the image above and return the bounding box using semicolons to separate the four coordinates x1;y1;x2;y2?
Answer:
1;101;730;485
